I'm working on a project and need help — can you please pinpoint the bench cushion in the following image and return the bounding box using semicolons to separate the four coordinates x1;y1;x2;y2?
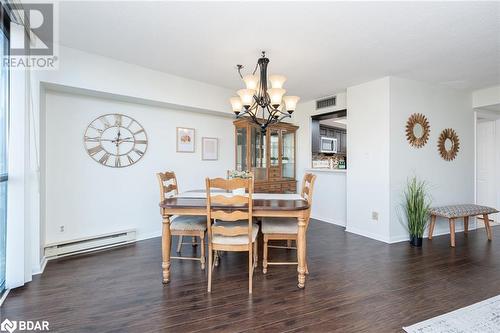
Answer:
430;204;498;219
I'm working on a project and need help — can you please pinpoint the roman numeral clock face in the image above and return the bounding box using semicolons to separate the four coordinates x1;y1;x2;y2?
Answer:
84;114;148;168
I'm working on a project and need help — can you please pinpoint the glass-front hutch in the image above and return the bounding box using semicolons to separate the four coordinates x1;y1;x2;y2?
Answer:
234;118;298;193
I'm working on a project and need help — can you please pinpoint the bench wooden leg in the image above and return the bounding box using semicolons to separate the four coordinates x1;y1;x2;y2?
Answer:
483;214;492;241
428;215;436;239
449;218;456;247
464;216;469;234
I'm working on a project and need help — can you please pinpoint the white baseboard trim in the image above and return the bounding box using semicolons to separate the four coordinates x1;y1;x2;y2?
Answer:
389;224;483;244
32;256;48;275
33;229;163;276
310;215;346;227
136;230;162;242
0;289;10;307
345;226;391;243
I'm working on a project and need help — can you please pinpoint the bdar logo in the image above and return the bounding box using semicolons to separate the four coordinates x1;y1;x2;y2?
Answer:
0;319;17;333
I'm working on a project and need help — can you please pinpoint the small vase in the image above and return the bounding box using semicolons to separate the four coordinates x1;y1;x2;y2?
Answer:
232;188;245;195
409;236;423;247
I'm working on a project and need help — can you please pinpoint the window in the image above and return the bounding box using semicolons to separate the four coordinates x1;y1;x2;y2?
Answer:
0;4;10;292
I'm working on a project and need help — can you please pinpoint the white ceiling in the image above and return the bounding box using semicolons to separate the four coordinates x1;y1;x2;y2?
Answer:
58;1;500;102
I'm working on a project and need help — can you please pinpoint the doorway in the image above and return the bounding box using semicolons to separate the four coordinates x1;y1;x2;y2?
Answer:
476;112;500;225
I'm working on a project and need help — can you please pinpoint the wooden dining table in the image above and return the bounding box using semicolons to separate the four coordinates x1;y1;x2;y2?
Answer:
159;191;311;288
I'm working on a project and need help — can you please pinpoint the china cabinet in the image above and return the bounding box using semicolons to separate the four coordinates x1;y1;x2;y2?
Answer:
234;118;298;193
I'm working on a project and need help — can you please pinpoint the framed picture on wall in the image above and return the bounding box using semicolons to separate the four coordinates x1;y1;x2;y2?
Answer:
202;137;218;160
176;127;195;153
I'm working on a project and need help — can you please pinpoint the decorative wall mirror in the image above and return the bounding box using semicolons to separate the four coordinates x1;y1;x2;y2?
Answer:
438;128;460;161
405;113;430;148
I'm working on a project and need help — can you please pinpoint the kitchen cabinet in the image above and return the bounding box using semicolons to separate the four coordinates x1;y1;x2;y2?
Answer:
317;124;347;154
340;131;347;154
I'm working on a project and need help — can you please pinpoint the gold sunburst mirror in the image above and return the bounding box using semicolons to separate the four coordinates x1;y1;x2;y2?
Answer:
405;113;430;148
438;128;460;161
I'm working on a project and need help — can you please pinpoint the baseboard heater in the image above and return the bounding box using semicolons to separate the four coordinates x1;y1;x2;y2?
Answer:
44;229;137;258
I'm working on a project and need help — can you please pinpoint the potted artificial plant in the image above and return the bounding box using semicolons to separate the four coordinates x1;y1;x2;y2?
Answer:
401;176;431;247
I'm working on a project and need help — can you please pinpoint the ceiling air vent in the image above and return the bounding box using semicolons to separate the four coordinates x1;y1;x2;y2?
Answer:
316;96;336;110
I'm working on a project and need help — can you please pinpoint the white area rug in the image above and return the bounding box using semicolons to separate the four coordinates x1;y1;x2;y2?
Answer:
403;295;500;332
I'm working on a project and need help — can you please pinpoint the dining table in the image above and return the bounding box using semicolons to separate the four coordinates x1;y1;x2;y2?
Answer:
159;190;311;288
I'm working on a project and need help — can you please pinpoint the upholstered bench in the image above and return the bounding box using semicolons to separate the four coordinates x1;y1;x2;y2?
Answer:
428;204;499;247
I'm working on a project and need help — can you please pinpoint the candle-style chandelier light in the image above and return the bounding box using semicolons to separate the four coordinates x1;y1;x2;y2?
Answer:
229;51;300;133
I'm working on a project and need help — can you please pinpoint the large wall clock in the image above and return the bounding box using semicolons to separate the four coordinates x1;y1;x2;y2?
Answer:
84;113;148;168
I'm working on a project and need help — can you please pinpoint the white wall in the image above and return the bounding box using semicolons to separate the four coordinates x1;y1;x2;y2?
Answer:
305;170;347;225
294;93;347;226
36;46;234;115
27;45;236;274
44;90;234;244
389;77;474;242
346;78;391;242
346;77;474;243
472;85;500;109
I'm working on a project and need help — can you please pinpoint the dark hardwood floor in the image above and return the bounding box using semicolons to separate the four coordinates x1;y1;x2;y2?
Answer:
2;220;500;332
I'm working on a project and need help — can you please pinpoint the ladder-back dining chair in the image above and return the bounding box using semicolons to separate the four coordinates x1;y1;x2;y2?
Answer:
205;177;258;294
157;171;207;269
261;173;317;274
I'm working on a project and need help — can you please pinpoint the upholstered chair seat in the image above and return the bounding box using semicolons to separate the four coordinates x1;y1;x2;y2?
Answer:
212;221;259;245
262;217;298;234
170;215;207;231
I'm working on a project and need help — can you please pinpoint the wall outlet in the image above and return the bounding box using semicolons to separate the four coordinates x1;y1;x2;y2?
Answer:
60;225;65;232
371;212;379;221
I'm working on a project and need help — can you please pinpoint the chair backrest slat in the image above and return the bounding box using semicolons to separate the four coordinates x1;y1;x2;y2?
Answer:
206;177;253;239
157;171;179;215
211;194;248;206
301;173;316;205
210;177;250;191
301;173;317;223
211;210;249;222
163;184;177;196
211;225;248;236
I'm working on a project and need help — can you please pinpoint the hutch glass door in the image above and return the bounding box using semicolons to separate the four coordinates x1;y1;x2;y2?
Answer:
282;130;295;179
269;129;280;167
236;127;247;171
251;127;266;181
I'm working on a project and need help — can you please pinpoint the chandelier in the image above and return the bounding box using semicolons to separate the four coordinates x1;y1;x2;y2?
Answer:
229;52;300;133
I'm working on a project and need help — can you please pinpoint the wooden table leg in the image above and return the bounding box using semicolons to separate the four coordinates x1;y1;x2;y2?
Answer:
162;215;172;283
449;218;456;247
429;215;436;239
200;231;206;270
297;217;307;289
483;214;492;241
464;216;469;235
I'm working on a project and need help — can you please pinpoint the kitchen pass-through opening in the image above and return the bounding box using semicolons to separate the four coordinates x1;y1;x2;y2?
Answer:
311;110;347;170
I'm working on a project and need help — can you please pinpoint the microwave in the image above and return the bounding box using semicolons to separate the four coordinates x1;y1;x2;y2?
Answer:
320;137;338;153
